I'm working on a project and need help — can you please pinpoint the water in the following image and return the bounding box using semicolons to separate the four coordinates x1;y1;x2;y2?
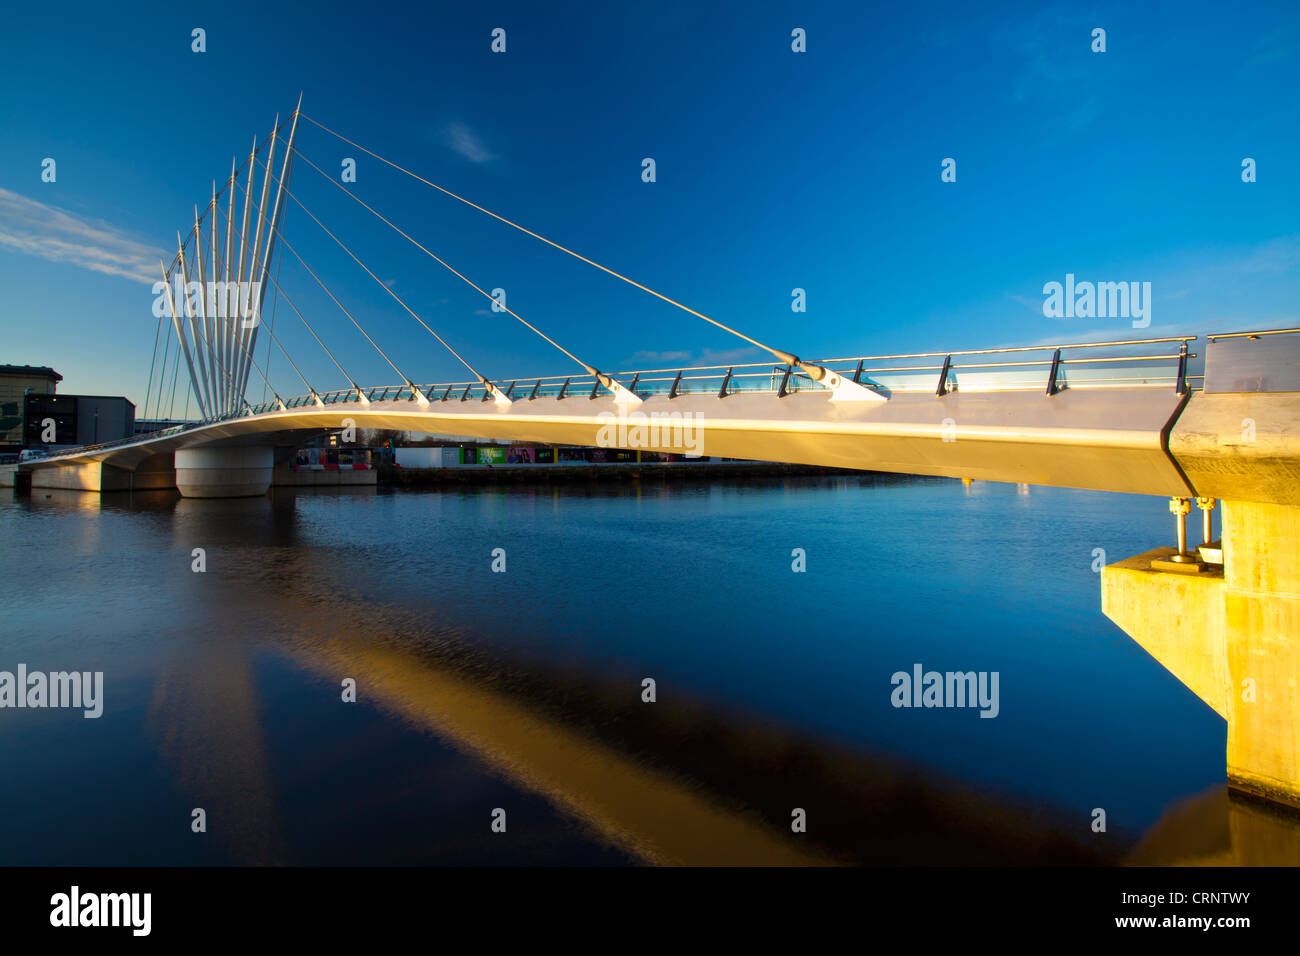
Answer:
0;475;1279;865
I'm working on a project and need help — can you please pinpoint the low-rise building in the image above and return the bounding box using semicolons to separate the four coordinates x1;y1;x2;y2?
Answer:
23;394;135;448
0;365;62;452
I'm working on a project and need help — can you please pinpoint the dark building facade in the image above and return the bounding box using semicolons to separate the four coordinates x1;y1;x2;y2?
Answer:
23;394;135;448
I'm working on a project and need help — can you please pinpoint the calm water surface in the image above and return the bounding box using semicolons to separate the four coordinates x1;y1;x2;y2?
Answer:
0;475;1285;865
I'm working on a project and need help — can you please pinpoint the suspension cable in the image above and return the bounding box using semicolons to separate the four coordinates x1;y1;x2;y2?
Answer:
168;335;182;420
143;310;165;422
229;174;419;396
287;145;628;396
263;269;363;395
300;112;813;373
151;311;173;420
214;187;366;394
248;153;506;399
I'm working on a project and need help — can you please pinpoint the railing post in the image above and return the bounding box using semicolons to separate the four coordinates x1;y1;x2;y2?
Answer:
441;384;453;401
529;380;541;400
1175;341;1188;394
719;367;733;398
589;379;601;399
1045;348;1062;396
936;355;951;396
669;369;683;399
460;385;472;401
557;378;568;400
853;359;864;384
629;373;640;393
777;365;793;398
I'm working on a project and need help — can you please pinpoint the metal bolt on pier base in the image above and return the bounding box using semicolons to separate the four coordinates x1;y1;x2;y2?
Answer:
1168;497;1196;562
1151;497;1208;573
1196;496;1223;565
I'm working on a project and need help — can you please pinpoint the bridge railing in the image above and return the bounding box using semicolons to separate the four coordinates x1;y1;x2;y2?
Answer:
383;334;1200;405
220;334;1210;415
244;334;1201;411
570;335;1197;399
31;334;1202;464
810;335;1200;396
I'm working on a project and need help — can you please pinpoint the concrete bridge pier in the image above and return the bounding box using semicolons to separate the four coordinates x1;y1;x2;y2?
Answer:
23;452;175;493
175;447;275;498
1103;500;1300;810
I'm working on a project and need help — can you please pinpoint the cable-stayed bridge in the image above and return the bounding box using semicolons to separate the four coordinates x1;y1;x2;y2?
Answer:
12;99;1296;508
11;100;1294;505
10;101;1300;810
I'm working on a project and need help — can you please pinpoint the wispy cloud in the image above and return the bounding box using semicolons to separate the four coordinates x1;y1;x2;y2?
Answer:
1013;234;1300;344
444;122;498;164
994;5;1101;135
1235;234;1300;274
625;346;761;368
1245;18;1300;69
0;187;166;283
630;349;692;363
1005;291;1044;316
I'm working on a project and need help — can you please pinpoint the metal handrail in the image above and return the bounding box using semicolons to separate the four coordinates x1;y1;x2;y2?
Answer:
30;332;1215;463
815;335;1197;363
1207;327;1300;340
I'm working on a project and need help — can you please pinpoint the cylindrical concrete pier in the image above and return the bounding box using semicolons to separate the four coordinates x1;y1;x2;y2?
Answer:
175;447;274;498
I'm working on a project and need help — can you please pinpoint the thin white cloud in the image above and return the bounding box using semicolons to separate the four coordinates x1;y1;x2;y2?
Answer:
1013;235;1300;346
1245;18;1299;69
1235;234;1300;274
0;187;166;283
630;349;693;363
444;122;497;164
624;346;761;369
994;6;1101;136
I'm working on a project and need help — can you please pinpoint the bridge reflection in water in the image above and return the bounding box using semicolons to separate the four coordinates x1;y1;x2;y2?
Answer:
12;481;1280;867
164;619;1300;867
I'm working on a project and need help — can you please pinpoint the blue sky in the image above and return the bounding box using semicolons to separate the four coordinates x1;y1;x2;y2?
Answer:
1;0;1297;415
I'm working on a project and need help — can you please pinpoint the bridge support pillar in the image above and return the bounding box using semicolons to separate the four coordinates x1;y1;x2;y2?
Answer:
1103;500;1300;810
26;453;175;493
175;447;274;498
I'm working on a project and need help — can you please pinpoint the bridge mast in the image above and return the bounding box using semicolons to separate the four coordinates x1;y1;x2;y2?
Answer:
234;96;300;413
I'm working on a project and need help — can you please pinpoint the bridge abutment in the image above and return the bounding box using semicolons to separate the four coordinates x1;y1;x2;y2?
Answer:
1103;500;1300;810
26;453;175;493
175;447;274;498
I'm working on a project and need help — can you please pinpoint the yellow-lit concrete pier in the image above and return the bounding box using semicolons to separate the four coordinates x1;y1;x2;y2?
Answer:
1104;333;1300;810
1104;502;1300;809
